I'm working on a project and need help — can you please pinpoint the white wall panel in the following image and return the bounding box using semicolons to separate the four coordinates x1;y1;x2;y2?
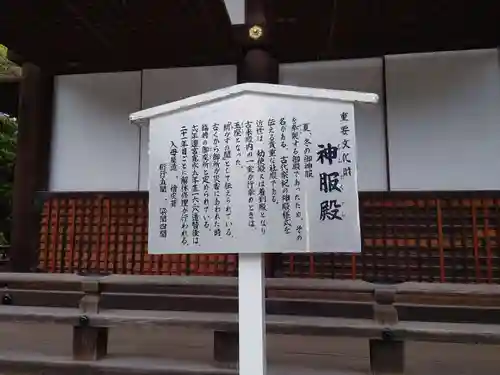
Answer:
50;51;500;193
386;49;500;191
139;65;237;190
49;72;141;191
280;59;387;191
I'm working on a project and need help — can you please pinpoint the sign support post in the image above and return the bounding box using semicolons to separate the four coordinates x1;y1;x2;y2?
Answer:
238;252;267;375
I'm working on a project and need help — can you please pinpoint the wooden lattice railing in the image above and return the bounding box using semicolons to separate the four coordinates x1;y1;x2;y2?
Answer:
36;191;500;283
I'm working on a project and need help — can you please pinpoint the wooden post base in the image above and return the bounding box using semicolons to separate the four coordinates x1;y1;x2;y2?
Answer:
213;330;238;364
73;326;108;361
369;339;404;374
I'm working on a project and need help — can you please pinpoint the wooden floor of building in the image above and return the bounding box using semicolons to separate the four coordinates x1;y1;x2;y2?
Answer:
0;323;499;374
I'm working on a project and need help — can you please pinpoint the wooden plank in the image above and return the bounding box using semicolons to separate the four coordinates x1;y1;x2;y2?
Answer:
100;293;238;313
0;306;80;324
0;271;86;290
3;272;499;298
3;289;374;318
0;272;378;293
0;306;374;335
4;273;500;308
393;320;500;344
103;293;373;317
396;281;500;296
4;289;499;324
0;273;376;297
3;304;500;346
1;290;82;308
0;352;236;375
100;275;237;294
397;303;500;324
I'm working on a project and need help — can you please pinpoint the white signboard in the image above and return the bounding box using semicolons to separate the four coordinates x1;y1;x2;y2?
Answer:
132;84;377;255
131;83;378;375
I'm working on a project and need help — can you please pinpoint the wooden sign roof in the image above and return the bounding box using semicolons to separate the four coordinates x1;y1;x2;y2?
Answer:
130;82;378;124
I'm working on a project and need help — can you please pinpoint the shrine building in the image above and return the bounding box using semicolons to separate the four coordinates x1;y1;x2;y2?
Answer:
2;1;500;283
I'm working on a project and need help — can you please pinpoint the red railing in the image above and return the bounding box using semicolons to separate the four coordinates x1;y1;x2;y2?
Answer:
36;191;500;283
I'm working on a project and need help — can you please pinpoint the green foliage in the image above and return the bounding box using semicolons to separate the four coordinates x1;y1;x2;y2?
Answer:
0;44;19;248
0;114;16;168
0;44;10;72
0;44;20;77
0;113;17;245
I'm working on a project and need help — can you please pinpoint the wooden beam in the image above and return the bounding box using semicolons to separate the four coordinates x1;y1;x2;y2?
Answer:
10;63;54;272
245;0;266;25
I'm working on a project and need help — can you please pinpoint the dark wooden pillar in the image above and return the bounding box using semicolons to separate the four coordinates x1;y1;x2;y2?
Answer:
237;49;278;84
369;339;404;374
10;63;54;272
237;0;277;85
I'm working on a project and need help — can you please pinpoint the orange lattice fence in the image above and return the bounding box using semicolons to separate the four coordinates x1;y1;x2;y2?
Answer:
37;192;237;275
37;191;500;283
281;192;500;283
